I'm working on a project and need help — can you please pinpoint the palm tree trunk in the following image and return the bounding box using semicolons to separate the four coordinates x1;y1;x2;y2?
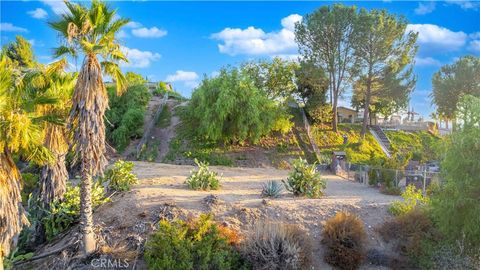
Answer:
70;54;108;256
0;148;29;262
39;125;68;206
80;160;95;254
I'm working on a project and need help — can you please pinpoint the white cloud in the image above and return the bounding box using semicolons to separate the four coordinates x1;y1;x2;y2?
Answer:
0;23;28;32
445;0;480;10
132;27;167;38
117;30;128;39
125;21;142;28
468;40;480;53
469;32;480;39
120;46;161;68
27;8;48;19
415;57;442;66
406;24;467;52
211;14;302;57
166;70;200;92
166;70;199;82
414;2;436;15
41;0;68;15
280;14;303;31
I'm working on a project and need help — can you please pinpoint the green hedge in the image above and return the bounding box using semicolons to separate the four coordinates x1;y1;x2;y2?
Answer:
106;84;150;152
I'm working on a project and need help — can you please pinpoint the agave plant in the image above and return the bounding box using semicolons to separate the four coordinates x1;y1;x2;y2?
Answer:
261;180;283;198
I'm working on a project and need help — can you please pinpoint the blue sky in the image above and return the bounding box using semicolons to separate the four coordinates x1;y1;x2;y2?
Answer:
1;1;479;118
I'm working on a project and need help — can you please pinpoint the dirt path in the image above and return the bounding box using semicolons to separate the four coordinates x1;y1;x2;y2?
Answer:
153;100;185;162
93;162;398;270
122;95;164;158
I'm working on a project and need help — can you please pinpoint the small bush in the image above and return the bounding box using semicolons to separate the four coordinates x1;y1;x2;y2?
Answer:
283;158;325;198
106;84;150;152
261;180;283;198
185;159;221;190
144;214;247;270
43;180;109;240
429;244;479;270
156;105;171;128
378;209;439;260
21;173;39;204
104;160;138;191
241;222;312;270
388;185;430;216
322;212;367;270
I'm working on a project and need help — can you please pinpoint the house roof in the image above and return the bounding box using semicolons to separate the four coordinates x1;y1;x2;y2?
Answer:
337;106;357;113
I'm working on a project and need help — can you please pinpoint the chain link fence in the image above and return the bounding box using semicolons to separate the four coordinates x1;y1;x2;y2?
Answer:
329;162;443;195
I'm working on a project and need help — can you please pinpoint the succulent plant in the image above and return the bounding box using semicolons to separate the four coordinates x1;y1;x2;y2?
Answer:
261;180;283;198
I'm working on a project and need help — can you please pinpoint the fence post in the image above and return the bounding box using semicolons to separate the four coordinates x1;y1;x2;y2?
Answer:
423;166;427;196
395;170;398;187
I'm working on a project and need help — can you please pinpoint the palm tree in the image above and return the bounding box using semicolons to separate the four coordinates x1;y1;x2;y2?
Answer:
0;56;55;265
49;0;129;255
19;59;77;243
26;59;76;207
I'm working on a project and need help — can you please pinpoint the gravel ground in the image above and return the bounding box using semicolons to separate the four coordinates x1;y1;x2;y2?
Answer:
100;162;399;269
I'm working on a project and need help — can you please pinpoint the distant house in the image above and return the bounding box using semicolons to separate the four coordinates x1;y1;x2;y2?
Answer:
337;106;358;124
146;81;173;92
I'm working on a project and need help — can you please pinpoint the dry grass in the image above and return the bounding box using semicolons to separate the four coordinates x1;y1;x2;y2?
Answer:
240;222;312;270
321;212;367;270
378;209;438;256
217;225;242;246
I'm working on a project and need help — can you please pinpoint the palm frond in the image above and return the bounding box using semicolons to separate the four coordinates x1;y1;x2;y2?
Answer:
101;60;127;95
52;46;77;59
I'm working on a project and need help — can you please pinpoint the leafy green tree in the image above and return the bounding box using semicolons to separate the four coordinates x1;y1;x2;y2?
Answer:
295;58;328;105
49;0;129;255
186;67;290;144
125;71;147;86
0;56;55;264
432;56;480;128
242;57;299;100
1;36;35;68
352;9;417;139
431;95;480;252
295;4;358;132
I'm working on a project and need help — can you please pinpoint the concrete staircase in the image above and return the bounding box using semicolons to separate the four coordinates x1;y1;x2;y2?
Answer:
369;125;391;157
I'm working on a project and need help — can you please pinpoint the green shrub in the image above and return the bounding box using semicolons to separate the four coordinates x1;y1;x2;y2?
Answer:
21;173;39;204
241;222;312;270
144;214;247;270
156;105;171;128
42;180;109;240
111;125;129;151
106;84;150;152
121;108;144;135
185;159;221;190
103;160;138;191
261;180;283;198
185;148;233;166
322;212;367;270
389;185;430;216
306;102;332;125
429;97;480;252
3;249;33;270
378;209;439;268
283;158;325;198
184;66;291;144
138;140;160;162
